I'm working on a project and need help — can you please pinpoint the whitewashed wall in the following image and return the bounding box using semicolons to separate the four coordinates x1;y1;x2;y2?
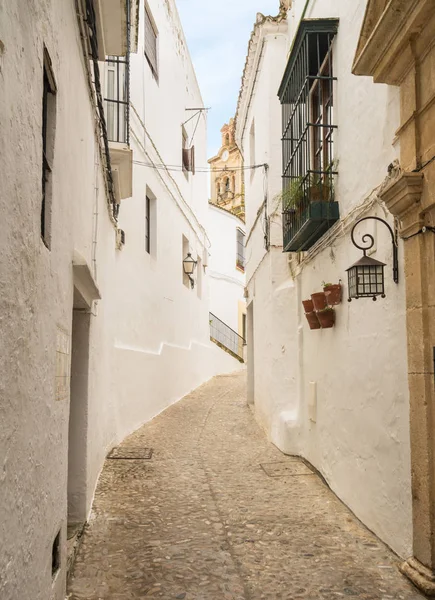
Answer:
0;1;119;598
238;0;412;558
110;0;242;443
207;204;245;333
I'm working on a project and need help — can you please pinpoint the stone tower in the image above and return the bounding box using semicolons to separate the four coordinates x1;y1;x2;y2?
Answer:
208;118;245;221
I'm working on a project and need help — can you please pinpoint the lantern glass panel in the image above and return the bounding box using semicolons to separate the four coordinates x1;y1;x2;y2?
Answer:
348;267;357;298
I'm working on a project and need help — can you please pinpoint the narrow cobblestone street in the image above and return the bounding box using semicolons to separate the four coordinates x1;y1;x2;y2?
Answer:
68;372;425;600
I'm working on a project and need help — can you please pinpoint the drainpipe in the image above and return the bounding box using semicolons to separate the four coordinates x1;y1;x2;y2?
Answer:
301;0;310;20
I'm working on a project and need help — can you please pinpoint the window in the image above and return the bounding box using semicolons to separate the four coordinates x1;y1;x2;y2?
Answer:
236;228;245;271
278;20;339;252
225;133;230;146
182;126;195;176
145;3;158;79
42;48;57;249
145;190;157;256
225;177;230;192
145;195;151;253
105;56;129;144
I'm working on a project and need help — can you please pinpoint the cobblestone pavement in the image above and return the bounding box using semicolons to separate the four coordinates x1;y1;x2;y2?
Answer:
68;371;425;600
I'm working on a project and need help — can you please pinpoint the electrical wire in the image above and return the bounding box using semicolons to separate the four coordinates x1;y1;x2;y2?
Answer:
132;160;267;173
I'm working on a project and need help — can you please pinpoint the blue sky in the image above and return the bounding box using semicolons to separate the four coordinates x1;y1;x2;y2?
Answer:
177;0;280;159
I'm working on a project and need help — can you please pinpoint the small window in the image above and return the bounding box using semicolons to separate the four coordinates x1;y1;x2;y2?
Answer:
145;195;151;254
52;529;61;577
182;126;195;176
225;177;230;192
145;4;158;79
236;228;245;272
145;190;157;256
42;48;57;249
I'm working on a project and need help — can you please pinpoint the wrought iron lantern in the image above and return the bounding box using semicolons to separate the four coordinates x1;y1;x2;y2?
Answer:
183;253;197;289
346;217;398;302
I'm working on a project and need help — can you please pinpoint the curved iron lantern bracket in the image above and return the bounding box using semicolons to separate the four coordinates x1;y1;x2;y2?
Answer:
350;216;399;285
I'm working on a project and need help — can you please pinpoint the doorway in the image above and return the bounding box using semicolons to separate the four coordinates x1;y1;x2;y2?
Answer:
67;304;91;528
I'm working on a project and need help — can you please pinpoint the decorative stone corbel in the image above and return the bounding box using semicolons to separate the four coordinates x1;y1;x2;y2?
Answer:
380;172;424;237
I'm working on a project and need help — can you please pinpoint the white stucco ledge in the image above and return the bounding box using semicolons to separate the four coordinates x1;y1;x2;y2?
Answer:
73;251;101;309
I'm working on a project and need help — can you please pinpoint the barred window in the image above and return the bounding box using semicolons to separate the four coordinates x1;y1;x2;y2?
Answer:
236;228;245;271
278;19;339;252
145;4;158;78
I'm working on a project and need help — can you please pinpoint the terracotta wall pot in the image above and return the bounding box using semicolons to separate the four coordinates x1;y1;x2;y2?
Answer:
317;309;335;329
302;299;314;313
311;292;327;311
305;311;321;330
324;284;342;306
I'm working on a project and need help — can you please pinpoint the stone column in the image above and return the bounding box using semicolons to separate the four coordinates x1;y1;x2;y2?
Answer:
381;172;435;594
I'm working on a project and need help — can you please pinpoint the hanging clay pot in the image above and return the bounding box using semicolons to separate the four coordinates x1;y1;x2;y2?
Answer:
311;292;327;312
317;308;335;329
305;311;321;330
324;284;342;306
302;299;314;313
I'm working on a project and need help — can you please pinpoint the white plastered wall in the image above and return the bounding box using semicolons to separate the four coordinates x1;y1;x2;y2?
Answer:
207;204;246;333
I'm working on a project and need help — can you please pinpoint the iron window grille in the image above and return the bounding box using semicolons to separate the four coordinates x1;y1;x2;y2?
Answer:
145;3;158;79
105;54;130;145
236;228;245;271
278;19;339;252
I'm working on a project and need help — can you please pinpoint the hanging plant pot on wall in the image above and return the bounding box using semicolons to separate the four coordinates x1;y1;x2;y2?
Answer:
302;299;314;313
317;308;335;329
311;292;327;312
305;311;321;330
323;283;342;306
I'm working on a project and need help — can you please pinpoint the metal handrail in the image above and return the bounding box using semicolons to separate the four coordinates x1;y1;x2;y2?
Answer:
209;312;245;361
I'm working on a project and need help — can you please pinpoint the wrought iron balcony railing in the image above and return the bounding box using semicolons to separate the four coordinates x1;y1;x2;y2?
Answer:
282;173;339;252
209;312;245;362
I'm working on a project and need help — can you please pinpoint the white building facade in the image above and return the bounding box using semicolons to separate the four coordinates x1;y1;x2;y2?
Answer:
236;1;413;558
208;202;246;345
0;1;240;598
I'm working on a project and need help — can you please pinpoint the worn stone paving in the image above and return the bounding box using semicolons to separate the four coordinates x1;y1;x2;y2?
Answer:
68;371;425;599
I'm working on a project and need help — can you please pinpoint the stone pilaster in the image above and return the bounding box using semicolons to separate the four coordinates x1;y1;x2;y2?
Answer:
381;172;435;594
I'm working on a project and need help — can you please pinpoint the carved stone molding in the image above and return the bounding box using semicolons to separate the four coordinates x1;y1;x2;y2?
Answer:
380;172;424;237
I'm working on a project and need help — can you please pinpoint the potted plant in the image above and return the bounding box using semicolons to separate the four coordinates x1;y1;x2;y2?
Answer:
302;299;314;313
322;282;342;306
311;291;327;311
305;311;321;330
281;176;305;214
317;307;335;329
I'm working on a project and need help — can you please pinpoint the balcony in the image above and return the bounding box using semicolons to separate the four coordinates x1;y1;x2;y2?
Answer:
282;179;339;252
94;0;139;60
104;55;132;201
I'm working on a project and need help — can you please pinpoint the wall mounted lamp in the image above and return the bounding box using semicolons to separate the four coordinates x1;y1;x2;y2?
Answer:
346;216;398;302
183;252;197;289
